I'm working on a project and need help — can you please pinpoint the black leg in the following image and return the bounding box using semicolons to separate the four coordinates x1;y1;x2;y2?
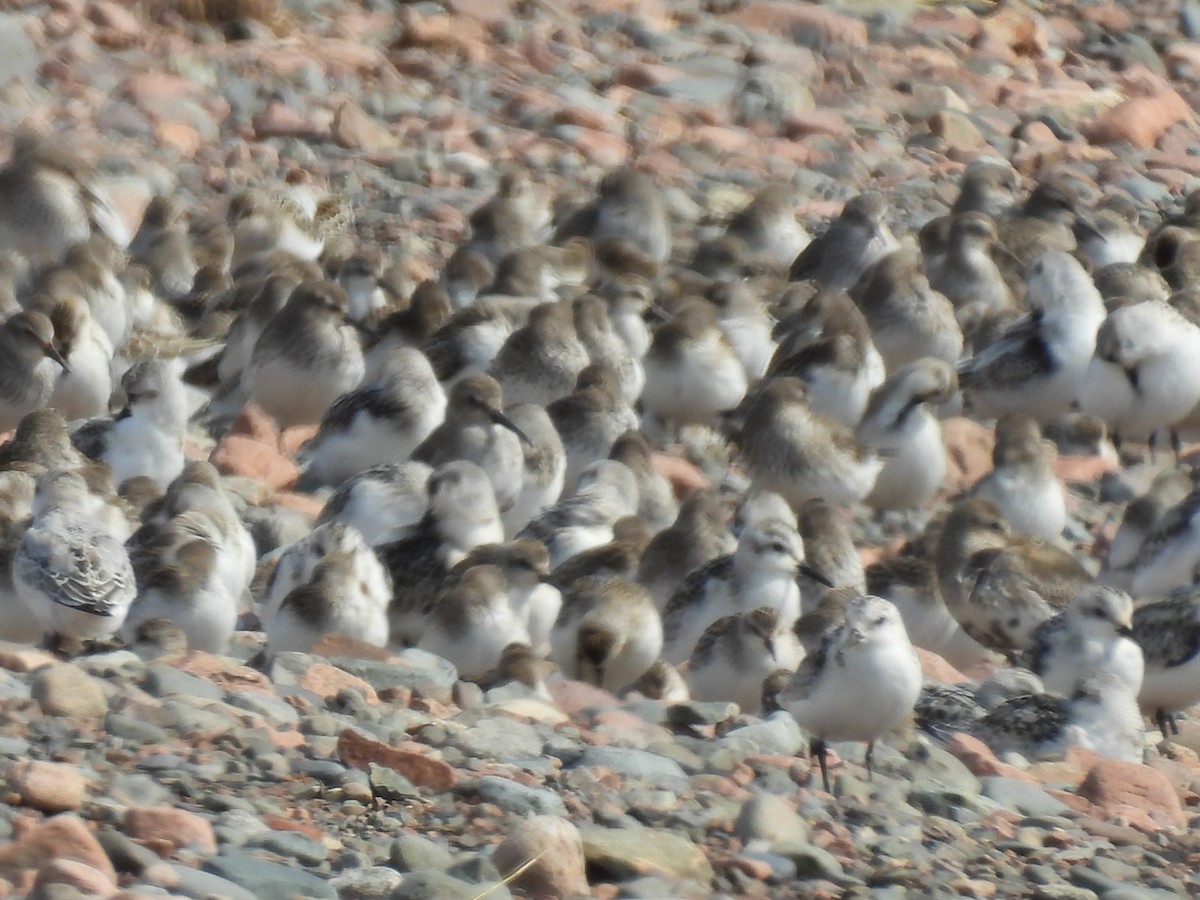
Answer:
1172;429;1183;464
812;738;830;794
1171;713;1180;736
1148;430;1158;464
865;740;875;782
1156;708;1170;741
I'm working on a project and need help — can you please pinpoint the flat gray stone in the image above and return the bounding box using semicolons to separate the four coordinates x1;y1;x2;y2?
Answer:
980;776;1069;818
472;775;568;817
203;852;336;899
390;835;455;873
447;717;544;760
166;863;259;900
573;746;689;787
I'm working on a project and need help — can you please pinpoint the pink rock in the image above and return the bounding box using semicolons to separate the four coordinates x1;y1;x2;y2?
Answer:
545;678;619;716
0;815;115;883
8;761;87;813
445;0;515;24
309;633;394;662
650;453;709;499
916;648;971;685
783;110;853;141
210;434;299;490
297;662;379;704
30;859;116;896
264;491;324;522
332;100;398;154
124;807;217;856
1085;90;1190;150
154;120;200;157
1077;759;1187;829
493;815;589;897
0;647;58;673
945;734;1036;782
176;653;273;695
941;417;995;494
229;404;280;445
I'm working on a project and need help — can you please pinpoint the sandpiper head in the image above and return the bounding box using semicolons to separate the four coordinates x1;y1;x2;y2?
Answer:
992;414;1047;468
738;518;803;576
428;460;499;523
841;594;907;648
1067;584;1134;638
6;310;69;371
449;374;531;445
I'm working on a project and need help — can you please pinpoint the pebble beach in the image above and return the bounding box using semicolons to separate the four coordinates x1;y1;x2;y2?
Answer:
3;0;1200;898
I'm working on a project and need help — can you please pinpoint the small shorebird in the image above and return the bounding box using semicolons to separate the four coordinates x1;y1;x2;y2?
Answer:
775;594;922;793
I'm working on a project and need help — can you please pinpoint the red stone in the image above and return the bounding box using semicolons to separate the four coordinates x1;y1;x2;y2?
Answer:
8;761;86;813
1077;759;1187;829
337;730;458;790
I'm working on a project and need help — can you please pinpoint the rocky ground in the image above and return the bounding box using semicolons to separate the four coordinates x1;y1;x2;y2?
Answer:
4;0;1200;898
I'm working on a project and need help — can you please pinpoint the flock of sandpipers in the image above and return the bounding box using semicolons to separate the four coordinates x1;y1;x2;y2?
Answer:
1;130;1200;792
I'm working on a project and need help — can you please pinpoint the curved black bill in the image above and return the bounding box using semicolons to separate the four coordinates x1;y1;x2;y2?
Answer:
800;563;834;588
489;408;533;446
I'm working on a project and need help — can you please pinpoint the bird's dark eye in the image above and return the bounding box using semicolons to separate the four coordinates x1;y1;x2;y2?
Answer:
874;616;886;627
1091;607;1107;618
989;521;1005;532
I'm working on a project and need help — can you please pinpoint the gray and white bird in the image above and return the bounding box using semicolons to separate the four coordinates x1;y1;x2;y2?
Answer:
265;548;391;659
517;459;639;567
959;251;1106;422
420;564;532;681
971;414;1066;541
686;606;804;715
375;460;505;644
70;359;189;491
550;576;663;694
14;469;136;644
737;377;882;509
316;460;432;548
1027;584;1143;698
242;280;365;428
500;403;567;538
637;488;736;608
973;670;1144;764
0;132;130;263
412;374;528;513
0;311;70;433
661;515;810;664
788;191;898;292
775;594;922;793
857;357;957;512
1131;588;1200;738
298;346;446;488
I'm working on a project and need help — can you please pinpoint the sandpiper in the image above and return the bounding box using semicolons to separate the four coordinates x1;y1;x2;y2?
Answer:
856;357;957;512
1080;300;1200;454
722;183;810;270
736;377;882;509
686;606;804;715
14;469;135;645
971;415;1067;541
299;346;446;488
1028;584;1143;698
500;402;567;538
0;131;130;263
265;548;391;658
776;594;922;793
959;250;1106;422
376;460;505;644
660;515;807;664
641;302;749;437
849;245;964;373
547;364;640;493
517;459;639;567
489;301;590;407
936;498;1091;656
550;576;663;693
242;280;365;429
1101;468;1192;591
973;671;1144;764
0;311;70;432
69;359;188;491
412;374;528;513
607;431;679;534
316;460;432;547
1131;587;1200;738
1129;489;1200;600
788;191;898;292
636;488;736;608
420;564;532;681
